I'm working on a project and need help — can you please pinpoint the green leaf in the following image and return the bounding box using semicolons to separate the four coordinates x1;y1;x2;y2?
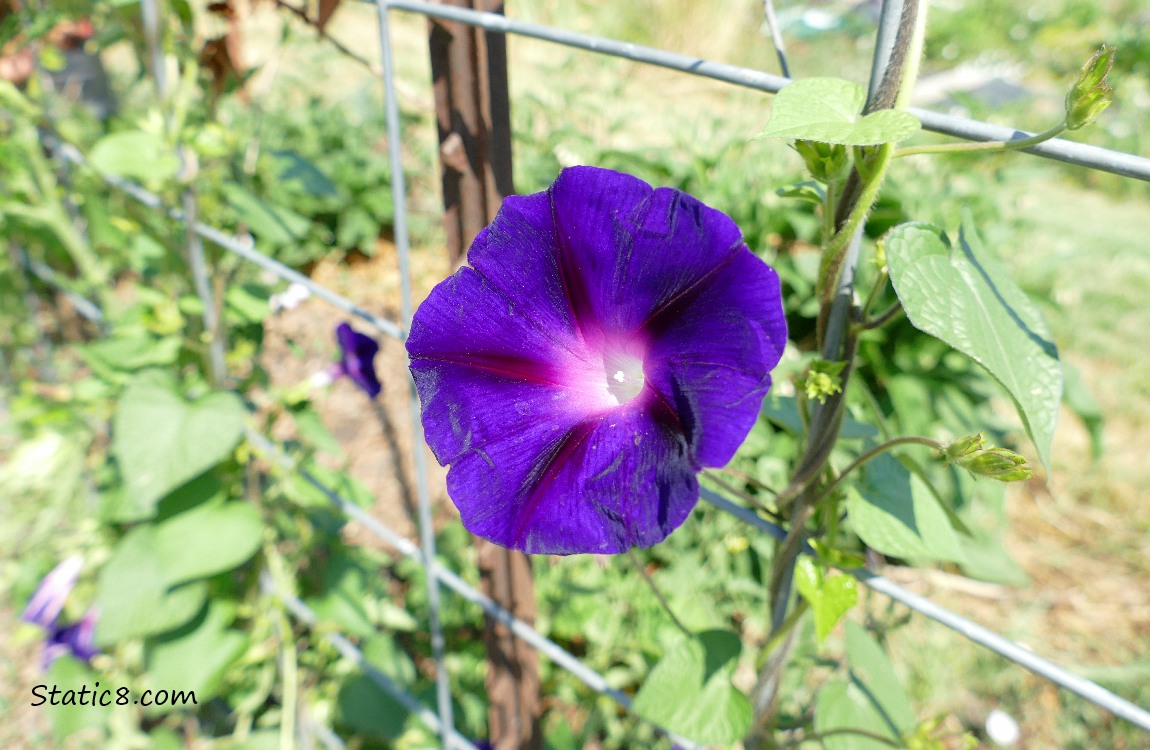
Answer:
291;406;343;456
362;633;417;683
794;557;858;643
844;621;915;730
759;78;921;145
777;180;826;205
305;549;377;638
336;673;409;740
225;283;270;324
886;222;1062;467
154;501;264;585
78;336;182;377
1062;361;1103;461
815;680;897;750
94;526;207;645
43;656;107;738
112;372;246;514
815;623;916;750
271;149;339;197
631;630;752;744
147;601;249;705
847;454;966;564
221;182;311;245
89;131;181;183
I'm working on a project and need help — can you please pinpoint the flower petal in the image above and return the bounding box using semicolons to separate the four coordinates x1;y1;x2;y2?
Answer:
466;192;579;348
408;266;605;467
646;248;787;466
336;322;382;398
549;166;746;337
447;399;699;555
23;556;83;629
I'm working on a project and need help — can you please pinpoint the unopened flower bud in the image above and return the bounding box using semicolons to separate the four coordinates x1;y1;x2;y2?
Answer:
1066;83;1113;130
793;139;850;184
944;434;1032;482
1065;44;1115;130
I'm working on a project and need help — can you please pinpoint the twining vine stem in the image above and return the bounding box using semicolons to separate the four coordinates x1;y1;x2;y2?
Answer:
746;0;928;746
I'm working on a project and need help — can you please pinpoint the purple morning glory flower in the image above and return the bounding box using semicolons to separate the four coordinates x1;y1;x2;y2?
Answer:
334;322;382;398
43;607;100;668
23;555;83;629
407;167;787;555
23;557;100;667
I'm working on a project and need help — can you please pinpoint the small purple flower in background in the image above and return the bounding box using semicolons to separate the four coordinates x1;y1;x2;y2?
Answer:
408;166;787;555
43;607;100;668
22;555;82;629
332;322;382;398
22;556;100;668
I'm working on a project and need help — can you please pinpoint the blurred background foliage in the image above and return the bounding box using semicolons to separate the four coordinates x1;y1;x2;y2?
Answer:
1;0;1148;748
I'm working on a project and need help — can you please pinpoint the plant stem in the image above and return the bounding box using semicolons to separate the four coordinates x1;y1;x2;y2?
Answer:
748;2;929;746
859;264;888;321
705;470;779;519
809;435;942;509
895;123;1067;158
857;300;904;331
817;144;893;305
278;610;298;750
626;549;692;638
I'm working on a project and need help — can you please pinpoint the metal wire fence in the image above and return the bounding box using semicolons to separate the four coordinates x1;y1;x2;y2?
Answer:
24;0;1150;747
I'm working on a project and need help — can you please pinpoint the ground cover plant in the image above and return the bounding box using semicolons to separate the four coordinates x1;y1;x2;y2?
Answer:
2;1;1148;749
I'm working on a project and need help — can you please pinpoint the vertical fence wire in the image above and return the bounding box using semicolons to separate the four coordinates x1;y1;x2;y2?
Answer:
139;0;227;385
373;2;457;747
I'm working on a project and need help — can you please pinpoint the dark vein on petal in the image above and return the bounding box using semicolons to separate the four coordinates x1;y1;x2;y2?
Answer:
639;240;745;334
550;188;600;342
512;414;607;546
411;353;572;388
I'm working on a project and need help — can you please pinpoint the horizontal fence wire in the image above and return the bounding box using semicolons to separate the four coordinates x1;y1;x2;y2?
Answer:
382;0;1150;183
51;142;405;342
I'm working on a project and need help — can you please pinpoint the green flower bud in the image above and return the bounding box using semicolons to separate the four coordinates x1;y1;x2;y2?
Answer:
963;449;1033;482
1066;83;1113;130
801;359;847;404
943;434;1033;482
943;433;985;462
793;139;850;184
1065;44;1115;130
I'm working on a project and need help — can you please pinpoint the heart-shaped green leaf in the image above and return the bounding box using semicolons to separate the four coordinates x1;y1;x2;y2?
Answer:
155;501;264;586
631;630;752;744
795;557;858;643
113;372;246;515
146;601;249;706
759;77;921;145
847;454;966;564
886;222;1062;467
94;526;207;645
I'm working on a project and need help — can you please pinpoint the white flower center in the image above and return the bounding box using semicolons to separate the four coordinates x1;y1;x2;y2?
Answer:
603;351;645;405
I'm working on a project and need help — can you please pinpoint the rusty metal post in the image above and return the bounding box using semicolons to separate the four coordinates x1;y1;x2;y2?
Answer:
428;3;542;748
